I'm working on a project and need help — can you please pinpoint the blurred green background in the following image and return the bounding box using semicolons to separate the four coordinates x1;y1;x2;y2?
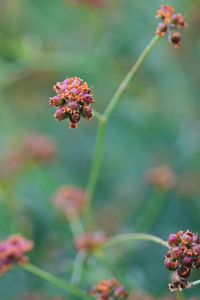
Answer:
0;0;200;299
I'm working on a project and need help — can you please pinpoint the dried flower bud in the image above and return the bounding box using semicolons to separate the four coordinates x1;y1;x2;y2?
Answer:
182;256;193;267
170;247;182;259
49;95;66;107
164;258;178;271
156;23;168;37
91;278;129;300
54;107;68;121
53;186;87;218
81;105;93;119
49;77;95;129
74;231;106;252
181;230;193;245
171;13;187;28
170;32;181;48
177;266;190;278
0;234;33;276
69;112;81;128
168;233;180;247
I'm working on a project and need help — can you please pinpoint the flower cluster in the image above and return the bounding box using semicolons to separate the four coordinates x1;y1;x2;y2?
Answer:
91;278;129;300
74;231;106;253
0;134;57;180
23;134;57;163
156;5;187;47
0;235;33;276
165;230;200;292
49;77;94;128
146;165;177;191
53;186;87;218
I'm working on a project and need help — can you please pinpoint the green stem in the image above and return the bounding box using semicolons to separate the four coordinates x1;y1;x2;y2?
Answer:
85;35;161;218
68;215;85;238
103;35;160;120
86;120;106;213
71;251;87;284
100;233;168;250
134;188;166;231
22;263;92;300
93;110;105;123
191;278;200;287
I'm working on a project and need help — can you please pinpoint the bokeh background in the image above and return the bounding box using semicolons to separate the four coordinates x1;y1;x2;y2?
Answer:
0;0;200;299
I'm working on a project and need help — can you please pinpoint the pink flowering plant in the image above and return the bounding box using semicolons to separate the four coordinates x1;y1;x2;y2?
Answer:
0;3;199;300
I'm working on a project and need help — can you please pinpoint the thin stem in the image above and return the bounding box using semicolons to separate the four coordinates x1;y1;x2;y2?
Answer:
103;35;160;120
68;215;85;238
134;188;166;231
71;251;87;284
86;120;106;214
191;278;200;287
93;110;104;122
22;263;92;300
85;35;161;219
100;233;168;250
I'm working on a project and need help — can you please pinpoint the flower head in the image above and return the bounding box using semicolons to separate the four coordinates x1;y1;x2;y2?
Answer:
49;77;95;128
74;231;106;252
0;234;33;276
146;165;177;191
156;5;187;47
23;134;57;163
91;278;129;300
53;186;87;218
165;230;200;292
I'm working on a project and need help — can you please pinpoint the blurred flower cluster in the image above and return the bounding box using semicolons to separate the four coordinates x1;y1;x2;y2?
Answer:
74;231;106;252
0;133;57;180
91;278;129;300
0;234;33;276
146;165;177;191
53;185;87;218
156;5;187;47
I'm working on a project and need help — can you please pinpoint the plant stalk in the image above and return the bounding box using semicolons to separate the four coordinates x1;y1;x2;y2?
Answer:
100;233;168;250
85;35;161;217
22;263;92;300
103;35;160;119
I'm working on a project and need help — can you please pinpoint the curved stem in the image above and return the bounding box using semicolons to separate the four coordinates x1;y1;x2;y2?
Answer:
103;35;160;120
22;263;92;300
71;251;87;284
93;110;105;122
85;35;161;219
100;233;168;250
191;278;200;287
85;120;106;215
